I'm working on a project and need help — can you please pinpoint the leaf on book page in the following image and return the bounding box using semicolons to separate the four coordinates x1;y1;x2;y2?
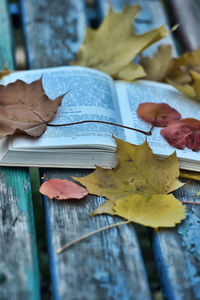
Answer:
39;178;88;200
140;45;173;82
137;102;181;127
0;78;64;138
180;170;200;181
0;66;11;80
161;118;200;151
114;194;185;229
168;71;200;102
167;48;200;85
74;138;183;216
72;5;171;81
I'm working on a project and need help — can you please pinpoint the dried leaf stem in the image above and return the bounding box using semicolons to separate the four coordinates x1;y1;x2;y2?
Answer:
47;120;151;136
180;200;200;205
57;220;131;254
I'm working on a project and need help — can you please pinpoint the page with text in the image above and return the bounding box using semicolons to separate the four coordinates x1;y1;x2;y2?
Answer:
115;80;200;163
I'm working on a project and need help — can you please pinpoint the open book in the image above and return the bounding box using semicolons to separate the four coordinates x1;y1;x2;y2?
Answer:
0;66;200;170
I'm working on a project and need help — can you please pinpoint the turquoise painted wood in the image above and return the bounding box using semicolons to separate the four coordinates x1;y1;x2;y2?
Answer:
0;0;14;69
0;1;40;299
0;168;40;300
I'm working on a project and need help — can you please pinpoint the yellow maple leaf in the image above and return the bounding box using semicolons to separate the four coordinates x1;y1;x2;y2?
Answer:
72;5;172;81
74;138;183;216
114;194;185;228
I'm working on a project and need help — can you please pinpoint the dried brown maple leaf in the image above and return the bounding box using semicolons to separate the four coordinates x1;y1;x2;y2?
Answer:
0;78;64;138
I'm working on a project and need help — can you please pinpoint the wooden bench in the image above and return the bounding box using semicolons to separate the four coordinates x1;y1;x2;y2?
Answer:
0;0;200;299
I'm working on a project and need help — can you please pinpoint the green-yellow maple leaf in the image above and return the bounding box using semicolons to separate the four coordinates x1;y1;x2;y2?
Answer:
74;138;184;220
72;5;172;81
114;194;185;229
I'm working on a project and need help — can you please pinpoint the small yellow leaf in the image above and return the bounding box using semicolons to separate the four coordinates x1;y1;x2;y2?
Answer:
168;71;200;102
74;138;183;216
140;45;173;82
167;48;200;85
114;194;185;228
72;5;171;80
180;170;200;181
0;66;11;80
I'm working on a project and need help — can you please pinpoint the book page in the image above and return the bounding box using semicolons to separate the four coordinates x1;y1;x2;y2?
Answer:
115;80;200;162
1;66;124;150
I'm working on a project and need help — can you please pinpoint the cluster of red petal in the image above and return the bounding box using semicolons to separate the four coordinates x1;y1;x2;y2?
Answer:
137;102;200;152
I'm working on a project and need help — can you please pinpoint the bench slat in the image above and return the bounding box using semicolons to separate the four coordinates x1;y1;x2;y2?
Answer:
0;2;40;299
0;168;40;300
20;0;86;69
168;0;200;51
0;0;14;69
152;182;200;300
42;169;152;300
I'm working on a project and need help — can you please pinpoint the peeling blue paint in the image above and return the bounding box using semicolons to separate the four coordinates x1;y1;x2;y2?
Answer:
178;209;200;260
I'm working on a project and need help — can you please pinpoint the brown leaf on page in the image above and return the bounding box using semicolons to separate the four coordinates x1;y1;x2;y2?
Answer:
0;78;64;138
39;178;88;200
137;102;181;127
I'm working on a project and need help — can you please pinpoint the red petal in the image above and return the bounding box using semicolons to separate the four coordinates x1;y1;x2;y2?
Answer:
161;118;200;151
137;103;181;127
39;179;88;200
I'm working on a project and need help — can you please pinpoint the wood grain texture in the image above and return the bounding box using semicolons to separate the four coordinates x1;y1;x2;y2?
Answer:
41;168;151;300
152;181;200;300
98;0;177;56
0;167;40;300
0;0;14;69
168;0;200;51
20;0;86;69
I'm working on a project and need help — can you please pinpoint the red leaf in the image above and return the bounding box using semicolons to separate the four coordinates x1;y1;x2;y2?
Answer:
39;179;88;200
137;102;181;127
161;118;200;151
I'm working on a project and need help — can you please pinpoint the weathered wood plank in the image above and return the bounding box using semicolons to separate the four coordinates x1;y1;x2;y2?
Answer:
168;0;200;51
152;182;200;300
41;169;152;300
0;167;40;300
0;2;40;299
98;0;177;56
20;0;86;69
0;0;14;69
